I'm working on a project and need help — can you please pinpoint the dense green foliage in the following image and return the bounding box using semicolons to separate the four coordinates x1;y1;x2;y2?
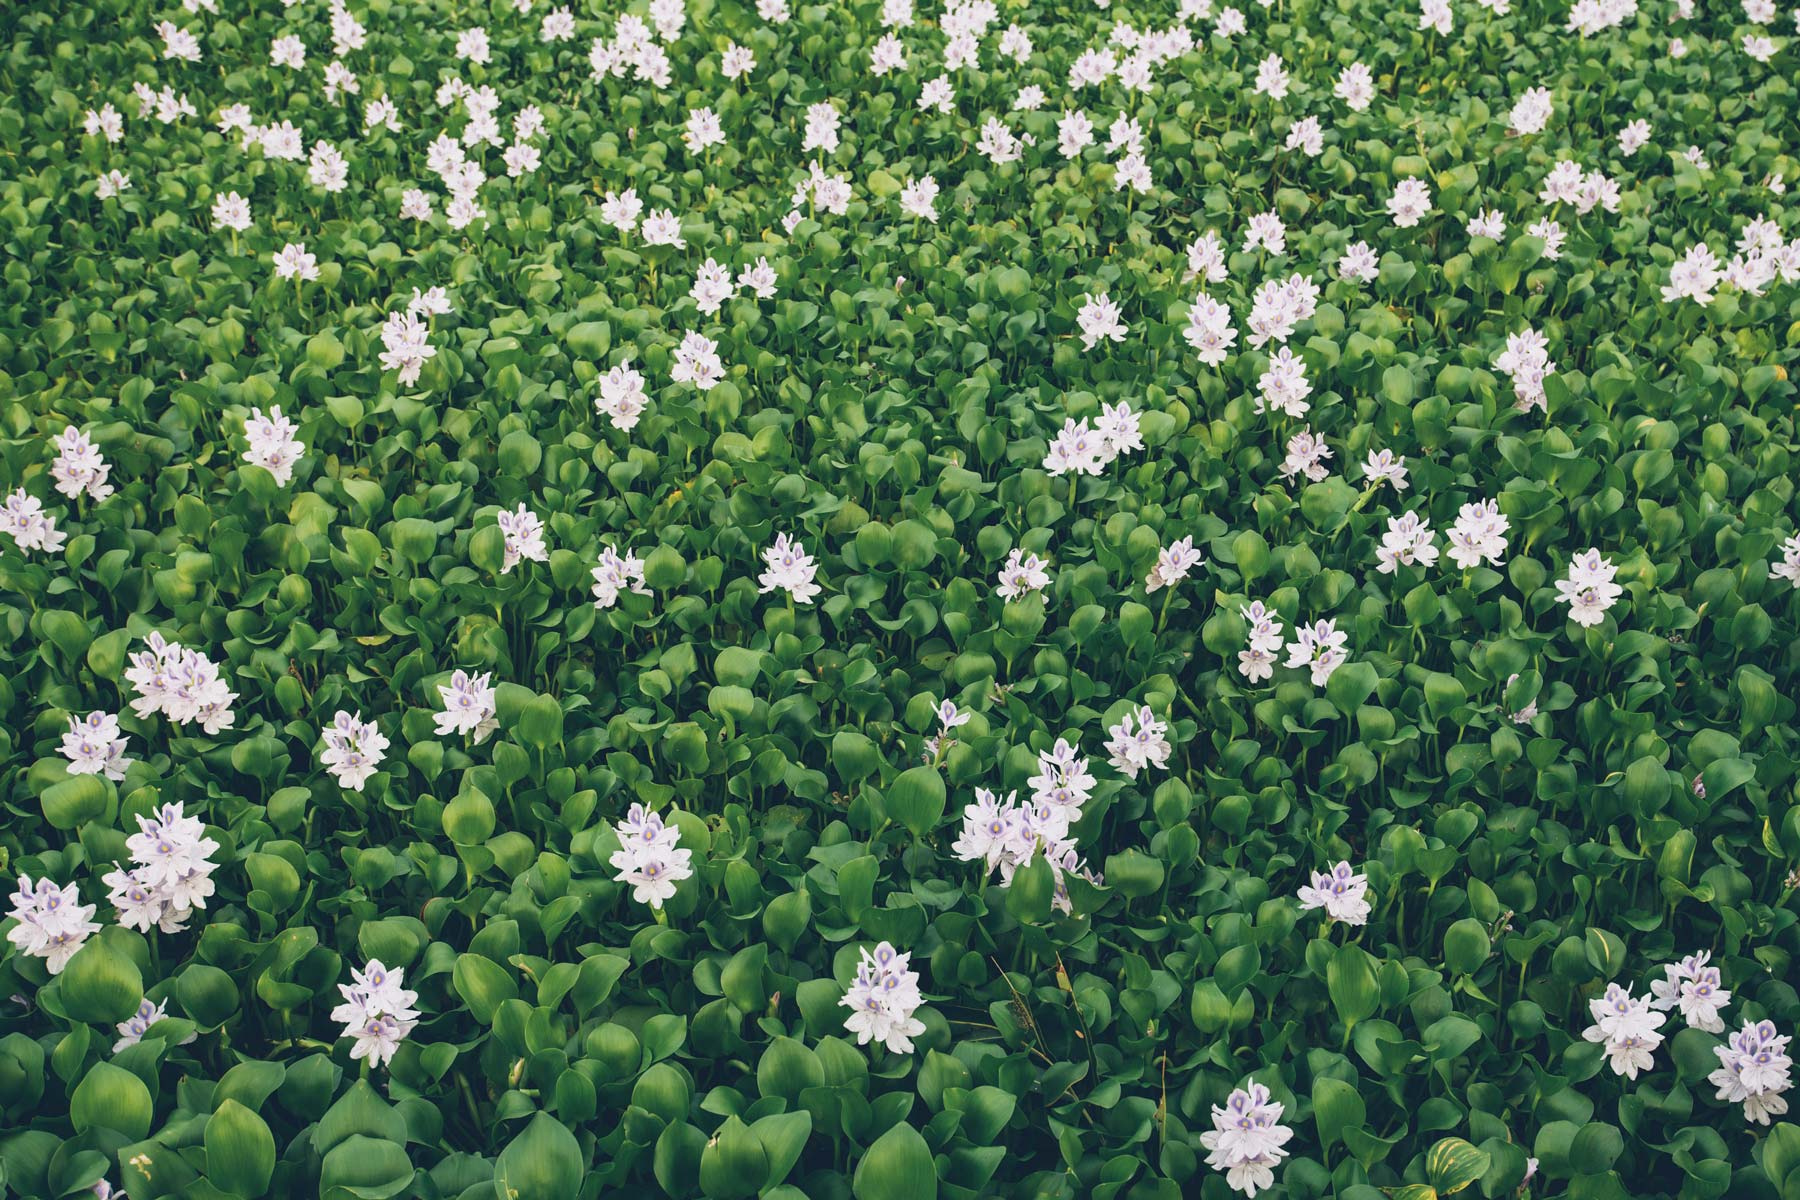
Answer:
3;0;1800;1197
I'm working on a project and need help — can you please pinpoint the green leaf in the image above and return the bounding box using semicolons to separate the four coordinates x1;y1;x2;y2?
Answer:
205;1100;277;1198
885;766;946;838
853;1121;938;1200
495;1113;585;1200
1313;1076;1366;1154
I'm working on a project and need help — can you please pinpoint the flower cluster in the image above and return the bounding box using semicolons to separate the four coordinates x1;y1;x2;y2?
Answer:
321;710;388;792
608;804;693;909
1237;600;1285;682
6;876;101;974
496;504;549;573
1042;402;1143;476
1374;512;1439;574
1710;1019;1793;1124
124;632;238;734
331;959;421;1069
1296;861;1371;926
1200;1083;1294;1198
995;548;1051;600
60;711;132;780
1647;951;1731;1033
1582;984;1667;1079
1493;328;1556;413
1555;549;1623;627
1145;535;1203;592
1104;706;1172;779
0;488;67;554
592;545;650;609
434;669;498;742
50;427;113;501
758;533;821;604
243;405;305;485
1447;499;1510;570
104;802;221;936
1774;533;1800;588
840;942;926;1055
1285;618;1349;686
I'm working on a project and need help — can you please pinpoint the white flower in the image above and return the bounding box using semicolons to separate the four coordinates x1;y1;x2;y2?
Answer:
592;545;651;609
1387;178;1433;228
1076;294;1127;350
1554;549;1623;627
322;710;388;792
1648;952;1732;1033
1284;618;1348;685
122;633;237;733
1278;428;1333;483
84;103;124;142
243;406;304;485
1252;54;1290;99
1106;706;1172;778
1241;600;1285;656
669;331;724;390
270;34;307;68
1297;861;1369;924
601;188;644;233
1337;241;1380;283
1467;209;1507;240
114;998;194;1054
1493;327;1556;413
95;170;131;199
1183;294;1237;365
1285;116;1323;156
608;804;693;909
721;42;756;78
434;670;498;742
803;102;842;154
1710;1020;1793;1124
332;960;420;1069
7;875;102;974
595;358;649;430
1509;86;1553;135
1447;499;1509;570
211;191;252;232
1242;211;1286;256
1185;231;1230;284
60;711;132;780
495;506;548;573
997;549;1051;600
1661;244;1724;304
840;942;926;1054
1770;533;1800;588
900;175;939;222
642;208;686;247
50;427;113;502
106;802;222;935
455;27;491;64
1361;449;1409;492
738;258;777;299
1583;984;1667;1078
1200;1083;1293;1198
1618;118;1651;155
1145;536;1203;592
272;242;320;282
1374;511;1439;574
758;533;821;604
1335;62;1375;111
1255;347;1311;418
684;107;724;154
1057;109;1095;157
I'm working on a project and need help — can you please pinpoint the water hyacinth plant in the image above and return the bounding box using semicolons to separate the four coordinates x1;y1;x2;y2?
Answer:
2;0;1800;1195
